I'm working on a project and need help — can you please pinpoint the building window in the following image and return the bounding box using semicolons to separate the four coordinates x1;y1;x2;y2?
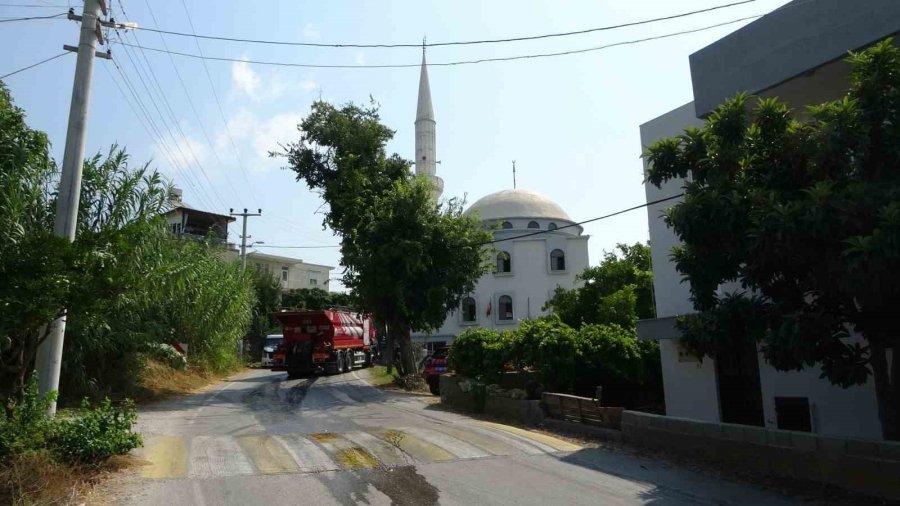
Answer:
775;397;812;432
496;251;511;273
550;249;566;271
309;278;318;286
498;295;513;321
527;221;540;229
281;266;289;282
501;221;513;229
461;297;476;322
548;222;558;230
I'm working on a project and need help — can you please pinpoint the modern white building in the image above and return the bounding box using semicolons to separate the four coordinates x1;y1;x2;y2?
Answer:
637;0;898;440
410;52;589;349
245;251;334;293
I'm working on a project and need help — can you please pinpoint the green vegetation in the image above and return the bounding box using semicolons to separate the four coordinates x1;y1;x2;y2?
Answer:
279;100;491;378
644;39;900;439
282;287;354;310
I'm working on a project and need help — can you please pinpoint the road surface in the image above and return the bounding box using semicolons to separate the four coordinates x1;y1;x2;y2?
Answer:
112;367;798;505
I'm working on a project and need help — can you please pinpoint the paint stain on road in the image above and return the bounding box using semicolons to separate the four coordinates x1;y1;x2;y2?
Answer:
335;447;379;469
317;466;440;506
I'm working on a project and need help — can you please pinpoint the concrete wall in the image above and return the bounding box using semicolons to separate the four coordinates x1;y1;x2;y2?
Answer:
757;337;883;440
621;410;900;500
659;339;720;422
689;0;900;117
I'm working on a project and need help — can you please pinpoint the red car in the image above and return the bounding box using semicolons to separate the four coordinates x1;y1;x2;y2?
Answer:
422;346;450;395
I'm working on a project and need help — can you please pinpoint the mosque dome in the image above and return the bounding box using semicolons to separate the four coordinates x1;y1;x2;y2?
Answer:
465;189;572;222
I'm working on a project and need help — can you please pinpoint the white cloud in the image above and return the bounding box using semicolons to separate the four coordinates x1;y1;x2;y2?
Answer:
231;59;261;96
215;109;303;171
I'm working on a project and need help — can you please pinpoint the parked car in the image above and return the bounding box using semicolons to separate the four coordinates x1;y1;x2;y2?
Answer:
261;334;284;367
422;346;450;395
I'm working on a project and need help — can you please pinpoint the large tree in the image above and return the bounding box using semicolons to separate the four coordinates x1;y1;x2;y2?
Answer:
644;39;900;439
544;242;654;329
279;101;491;376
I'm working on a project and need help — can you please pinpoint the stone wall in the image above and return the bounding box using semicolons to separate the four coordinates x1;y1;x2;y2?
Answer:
440;374;543;426
621;410;900;500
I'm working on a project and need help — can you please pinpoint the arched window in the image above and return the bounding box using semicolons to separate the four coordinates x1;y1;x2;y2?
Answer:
496;251;511;273
550;249;566;271
548;222;558;230
527;221;540;229
498;295;513;321
501;221;513;229
461;297;476;322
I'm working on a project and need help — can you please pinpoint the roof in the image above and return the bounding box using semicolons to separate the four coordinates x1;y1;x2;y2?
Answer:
247;251;334;269
464;189;571;222
416;52;434;122
163;201;235;222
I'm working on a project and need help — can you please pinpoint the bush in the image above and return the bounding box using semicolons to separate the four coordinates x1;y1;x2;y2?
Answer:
0;375;142;467
448;328;507;383
511;316;579;391
0;376;57;457
53;398;142;464
576;323;643;381
146;343;188;371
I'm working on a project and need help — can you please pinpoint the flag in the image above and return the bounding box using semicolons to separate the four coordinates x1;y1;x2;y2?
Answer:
486;301;492;317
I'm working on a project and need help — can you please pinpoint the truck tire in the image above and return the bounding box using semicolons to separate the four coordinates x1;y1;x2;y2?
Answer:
339;351;348;374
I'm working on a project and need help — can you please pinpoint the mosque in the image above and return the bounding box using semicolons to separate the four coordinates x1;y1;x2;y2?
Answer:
411;52;590;350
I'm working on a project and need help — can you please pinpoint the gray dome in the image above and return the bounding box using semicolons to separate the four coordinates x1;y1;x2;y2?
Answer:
465;189;571;222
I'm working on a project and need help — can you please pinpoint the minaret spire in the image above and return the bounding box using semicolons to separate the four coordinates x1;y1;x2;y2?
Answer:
415;42;443;200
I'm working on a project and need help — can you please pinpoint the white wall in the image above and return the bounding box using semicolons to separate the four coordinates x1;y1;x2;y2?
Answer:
757;337;884;440
640;102;704;319
659;339;721;422
419;217;589;341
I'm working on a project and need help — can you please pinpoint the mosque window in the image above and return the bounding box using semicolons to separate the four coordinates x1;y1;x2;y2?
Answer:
461;297;477;322
550;249;566;271
527;221;540;229
496;251;512;273
498;295;513;321
548;222;558;230
501;221;513;229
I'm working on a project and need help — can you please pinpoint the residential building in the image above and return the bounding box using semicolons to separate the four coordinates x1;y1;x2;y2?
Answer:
162;188;234;245
246;251;334;292
637;0;898;440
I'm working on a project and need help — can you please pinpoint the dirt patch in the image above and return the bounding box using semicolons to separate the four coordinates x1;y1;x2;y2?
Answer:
0;451;139;506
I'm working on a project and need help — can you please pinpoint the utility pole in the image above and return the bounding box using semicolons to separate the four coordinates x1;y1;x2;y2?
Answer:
230;208;262;269
35;0;114;415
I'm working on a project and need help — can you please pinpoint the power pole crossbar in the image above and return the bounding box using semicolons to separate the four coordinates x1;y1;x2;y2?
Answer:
230;208;262;269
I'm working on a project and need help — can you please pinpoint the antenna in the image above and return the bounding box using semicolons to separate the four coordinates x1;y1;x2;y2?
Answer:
512;160;517;189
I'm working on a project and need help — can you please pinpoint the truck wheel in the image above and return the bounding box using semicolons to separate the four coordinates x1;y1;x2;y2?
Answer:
339;351;348;374
428;378;440;396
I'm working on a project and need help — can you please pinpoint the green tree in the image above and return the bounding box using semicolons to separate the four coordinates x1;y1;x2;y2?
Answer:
246;268;282;358
544;242;654;329
281;287;352;310
279;101;491;376
644;39;900;440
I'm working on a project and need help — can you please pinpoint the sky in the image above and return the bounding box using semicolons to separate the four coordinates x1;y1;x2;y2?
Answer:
1;0;793;291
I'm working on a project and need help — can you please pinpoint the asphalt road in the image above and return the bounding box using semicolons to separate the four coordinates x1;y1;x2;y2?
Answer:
112;367;799;505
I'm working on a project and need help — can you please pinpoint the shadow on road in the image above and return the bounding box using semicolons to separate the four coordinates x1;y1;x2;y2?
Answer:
316;465;439;506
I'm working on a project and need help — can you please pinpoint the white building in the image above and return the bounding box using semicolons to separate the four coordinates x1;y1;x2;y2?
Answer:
411;52;590;349
637;0;898;440
245;251;334;293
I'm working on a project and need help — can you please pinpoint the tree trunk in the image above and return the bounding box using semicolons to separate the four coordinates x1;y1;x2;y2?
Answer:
383;320;395;375
396;324;417;379
870;339;898;441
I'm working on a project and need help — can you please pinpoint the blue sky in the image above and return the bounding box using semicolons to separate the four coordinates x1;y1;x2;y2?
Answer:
1;0;791;291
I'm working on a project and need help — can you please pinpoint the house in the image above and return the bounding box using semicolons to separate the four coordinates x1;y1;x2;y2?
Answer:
246;251;334;292
162;188;234;245
636;0;899;440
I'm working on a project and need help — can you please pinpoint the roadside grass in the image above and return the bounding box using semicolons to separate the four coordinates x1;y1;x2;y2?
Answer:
365;366;432;395
0;447;139;505
129;359;245;404
368;366;396;387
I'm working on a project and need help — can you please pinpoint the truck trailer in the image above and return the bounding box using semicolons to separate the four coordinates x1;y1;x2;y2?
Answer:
271;309;377;378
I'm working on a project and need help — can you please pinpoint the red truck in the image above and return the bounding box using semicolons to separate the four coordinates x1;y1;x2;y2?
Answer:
271;309;377;379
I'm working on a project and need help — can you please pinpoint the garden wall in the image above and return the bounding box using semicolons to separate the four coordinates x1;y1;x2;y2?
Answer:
621;410;900;500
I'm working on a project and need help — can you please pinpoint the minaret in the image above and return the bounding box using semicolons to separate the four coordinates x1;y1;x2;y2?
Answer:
415;46;444;200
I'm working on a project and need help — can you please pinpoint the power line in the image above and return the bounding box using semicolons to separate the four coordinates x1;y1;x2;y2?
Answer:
0;10;63;21
133;0;243;206
252;193;686;250
110;15;762;69
0;51;68;79
0;3;69;8
128;0;757;49
179;0;259;204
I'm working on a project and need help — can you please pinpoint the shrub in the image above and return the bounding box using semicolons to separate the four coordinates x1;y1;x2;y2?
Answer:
0;375;57;457
52;398;142;464
448;328;507;383
576;323;643;381
146;343;188;371
511;316;579;391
